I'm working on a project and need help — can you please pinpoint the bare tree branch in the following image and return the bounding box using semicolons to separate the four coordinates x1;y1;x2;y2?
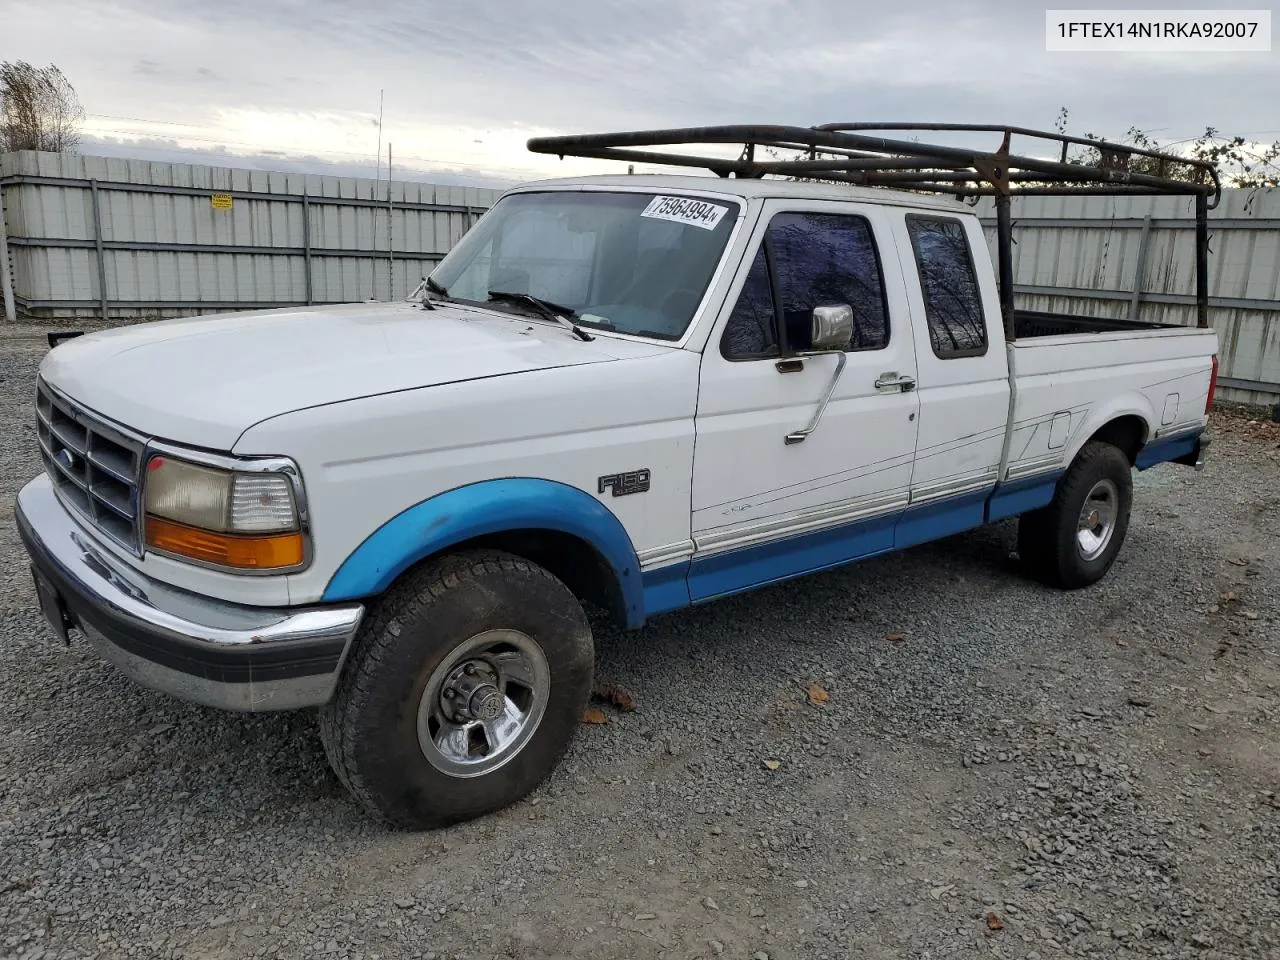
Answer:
1;61;85;153
1055;105;1280;198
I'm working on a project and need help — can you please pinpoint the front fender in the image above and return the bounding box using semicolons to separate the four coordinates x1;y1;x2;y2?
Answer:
321;478;644;626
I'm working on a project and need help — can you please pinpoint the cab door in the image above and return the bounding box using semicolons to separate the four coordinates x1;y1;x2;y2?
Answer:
889;210;1010;548
688;200;921;601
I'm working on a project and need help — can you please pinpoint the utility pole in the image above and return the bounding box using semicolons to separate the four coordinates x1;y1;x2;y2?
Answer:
387;143;394;299
372;89;384;300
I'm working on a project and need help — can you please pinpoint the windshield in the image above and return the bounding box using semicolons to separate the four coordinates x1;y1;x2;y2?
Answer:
429;190;741;341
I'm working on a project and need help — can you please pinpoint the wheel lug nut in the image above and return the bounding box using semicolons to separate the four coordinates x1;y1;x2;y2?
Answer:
464;663;476;675
443;689;455;699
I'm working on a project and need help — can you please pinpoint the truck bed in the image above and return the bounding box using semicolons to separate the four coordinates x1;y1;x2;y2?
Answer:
1013;310;1179;339
998;321;1216;504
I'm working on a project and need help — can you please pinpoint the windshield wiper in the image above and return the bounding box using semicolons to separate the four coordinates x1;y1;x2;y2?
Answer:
486;290;593;341
411;275;451;311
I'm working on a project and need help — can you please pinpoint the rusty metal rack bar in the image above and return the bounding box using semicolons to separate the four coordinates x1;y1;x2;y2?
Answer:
526;123;1220;338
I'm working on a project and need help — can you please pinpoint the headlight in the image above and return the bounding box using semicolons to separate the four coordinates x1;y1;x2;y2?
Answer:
143;455;306;571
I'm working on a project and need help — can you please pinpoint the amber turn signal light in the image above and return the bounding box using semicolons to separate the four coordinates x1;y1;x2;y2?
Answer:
145;515;305;570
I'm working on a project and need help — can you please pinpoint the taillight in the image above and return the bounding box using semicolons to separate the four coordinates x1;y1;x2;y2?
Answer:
1206;354;1219;414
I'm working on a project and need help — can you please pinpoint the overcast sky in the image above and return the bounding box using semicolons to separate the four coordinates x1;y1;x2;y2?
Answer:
8;0;1277;187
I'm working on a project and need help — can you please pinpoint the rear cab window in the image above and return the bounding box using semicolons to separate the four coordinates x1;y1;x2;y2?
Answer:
905;215;988;358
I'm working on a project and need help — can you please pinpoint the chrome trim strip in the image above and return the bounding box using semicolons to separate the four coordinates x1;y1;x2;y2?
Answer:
1005;454;1063;481
909;468;999;505
1153;422;1207;440
693;489;909;557
637;540;695;569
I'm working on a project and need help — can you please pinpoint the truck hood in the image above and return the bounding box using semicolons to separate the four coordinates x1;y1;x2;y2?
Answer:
40;301;670;450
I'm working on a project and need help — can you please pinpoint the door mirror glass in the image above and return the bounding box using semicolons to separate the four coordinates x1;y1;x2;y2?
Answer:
809;304;854;352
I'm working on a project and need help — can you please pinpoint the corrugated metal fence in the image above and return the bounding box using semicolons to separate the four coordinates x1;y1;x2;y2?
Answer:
0;150;500;322
974;190;1280;405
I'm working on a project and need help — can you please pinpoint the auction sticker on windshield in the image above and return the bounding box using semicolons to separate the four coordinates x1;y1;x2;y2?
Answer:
641;196;729;230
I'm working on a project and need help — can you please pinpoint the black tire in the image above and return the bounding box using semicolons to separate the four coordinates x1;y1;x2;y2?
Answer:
1017;441;1133;589
319;549;594;829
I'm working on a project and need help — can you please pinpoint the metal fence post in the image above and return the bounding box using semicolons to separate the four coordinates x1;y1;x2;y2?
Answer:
1127;214;1153;320
90;179;109;322
0;183;16;323
302;191;314;305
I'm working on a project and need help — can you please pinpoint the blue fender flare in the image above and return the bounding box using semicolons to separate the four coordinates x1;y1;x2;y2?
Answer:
321;478;646;627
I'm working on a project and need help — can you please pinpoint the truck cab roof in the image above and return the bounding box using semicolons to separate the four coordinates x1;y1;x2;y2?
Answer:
506;173;973;213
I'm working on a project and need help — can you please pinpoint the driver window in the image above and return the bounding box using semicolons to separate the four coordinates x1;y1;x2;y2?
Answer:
721;212;890;360
720;247;777;359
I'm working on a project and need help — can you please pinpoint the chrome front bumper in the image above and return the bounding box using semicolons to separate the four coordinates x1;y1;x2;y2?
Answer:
15;473;365;712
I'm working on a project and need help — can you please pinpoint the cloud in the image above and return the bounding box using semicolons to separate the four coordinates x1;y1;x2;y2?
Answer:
8;0;1276;180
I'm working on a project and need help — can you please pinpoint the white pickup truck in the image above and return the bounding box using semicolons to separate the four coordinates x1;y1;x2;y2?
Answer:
17;125;1219;828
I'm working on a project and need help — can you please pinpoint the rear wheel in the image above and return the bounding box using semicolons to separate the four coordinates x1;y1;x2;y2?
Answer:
1017;441;1133;589
319;549;594;829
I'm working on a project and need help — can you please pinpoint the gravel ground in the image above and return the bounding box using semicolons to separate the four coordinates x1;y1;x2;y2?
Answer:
1;334;1277;960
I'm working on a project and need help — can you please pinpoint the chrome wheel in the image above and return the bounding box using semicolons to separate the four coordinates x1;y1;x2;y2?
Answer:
1076;479;1119;561
416;629;550;778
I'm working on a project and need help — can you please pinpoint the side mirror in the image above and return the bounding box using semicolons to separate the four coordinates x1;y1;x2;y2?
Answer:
809;304;854;352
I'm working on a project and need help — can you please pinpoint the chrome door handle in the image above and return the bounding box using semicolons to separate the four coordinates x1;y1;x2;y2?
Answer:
875;373;915;393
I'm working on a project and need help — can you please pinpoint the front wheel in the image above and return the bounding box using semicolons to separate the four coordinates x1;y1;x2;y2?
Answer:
1017;441;1133;589
319;549;594;829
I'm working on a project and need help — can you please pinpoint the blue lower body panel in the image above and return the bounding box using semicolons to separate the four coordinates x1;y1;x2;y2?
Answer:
1136;431;1203;470
639;429;1207;623
658;485;1026;614
676;487;996;608
641;560;692;616
895;488;991;550
985;471;1061;523
687;510;900;603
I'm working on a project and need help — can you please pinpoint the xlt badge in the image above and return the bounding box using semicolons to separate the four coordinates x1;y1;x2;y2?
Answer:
598;469;650;497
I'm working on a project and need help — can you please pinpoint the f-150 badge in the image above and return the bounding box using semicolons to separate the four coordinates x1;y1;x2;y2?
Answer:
598;469;651;497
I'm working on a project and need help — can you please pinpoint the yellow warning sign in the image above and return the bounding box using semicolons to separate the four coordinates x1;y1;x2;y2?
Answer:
211;193;233;210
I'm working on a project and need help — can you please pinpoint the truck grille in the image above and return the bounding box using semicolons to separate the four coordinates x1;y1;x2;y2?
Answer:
35;379;146;555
